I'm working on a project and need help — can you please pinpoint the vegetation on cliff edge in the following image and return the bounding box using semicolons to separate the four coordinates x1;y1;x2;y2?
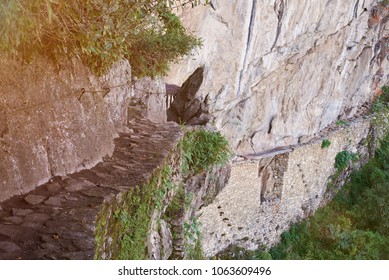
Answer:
179;129;231;176
216;131;389;260
95;128;230;259
0;0;206;77
268;131;389;260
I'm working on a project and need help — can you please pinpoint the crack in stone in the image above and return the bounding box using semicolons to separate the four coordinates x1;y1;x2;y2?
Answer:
270;0;287;52
236;0;257;97
211;12;229;28
353;0;360;19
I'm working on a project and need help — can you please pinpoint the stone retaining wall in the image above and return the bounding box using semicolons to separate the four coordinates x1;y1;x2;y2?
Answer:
198;115;377;257
0;119;181;259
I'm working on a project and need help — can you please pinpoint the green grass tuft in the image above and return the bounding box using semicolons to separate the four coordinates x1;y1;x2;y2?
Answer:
334;150;358;170
321;139;331;149
179;129;231;176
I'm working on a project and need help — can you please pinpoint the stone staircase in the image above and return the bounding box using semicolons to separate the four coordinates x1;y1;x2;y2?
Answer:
0;119;181;259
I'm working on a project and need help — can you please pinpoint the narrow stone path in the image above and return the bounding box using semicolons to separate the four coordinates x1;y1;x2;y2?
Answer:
0;119;181;259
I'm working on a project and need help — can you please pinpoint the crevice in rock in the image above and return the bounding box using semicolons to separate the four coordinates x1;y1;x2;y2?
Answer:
353;0;360;19
210;1;216;11
270;0;287;52
167;67;209;125
211;13;229;28
267;116;275;134
165;83;180;110
236;0;257;97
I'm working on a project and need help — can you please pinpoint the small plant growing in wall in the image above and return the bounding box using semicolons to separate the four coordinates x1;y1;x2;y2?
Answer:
372;86;389;112
321;139;331;149
334;150;358;170
179;129;231;176
183;216;203;259
336;120;349;126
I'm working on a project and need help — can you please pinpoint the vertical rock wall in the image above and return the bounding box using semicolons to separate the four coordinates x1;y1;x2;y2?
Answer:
0;58;116;201
0;57;166;202
166;0;389;154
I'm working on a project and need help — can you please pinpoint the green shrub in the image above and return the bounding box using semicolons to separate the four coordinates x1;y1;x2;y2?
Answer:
335;150;358;170
321;139;331;149
380;86;389;102
183;216;203;259
0;0;202;77
179;129;231;176
372;86;389;112
214;245;272;260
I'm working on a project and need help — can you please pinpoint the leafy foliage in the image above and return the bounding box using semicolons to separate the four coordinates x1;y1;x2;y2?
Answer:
335;150;358;170
184;216;204;259
379;86;389;102
262;133;389;260
0;0;203;77
321;139;331;149
372;86;389;112
214;245;272;260
95;165;176;260
179;129;231;176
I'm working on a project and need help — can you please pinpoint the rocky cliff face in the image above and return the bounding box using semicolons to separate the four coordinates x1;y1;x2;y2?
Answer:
0;0;388;259
166;0;389;155
0;58;166;202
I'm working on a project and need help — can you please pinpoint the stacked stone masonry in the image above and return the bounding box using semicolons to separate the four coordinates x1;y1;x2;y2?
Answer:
0;119;181;259
199;115;373;257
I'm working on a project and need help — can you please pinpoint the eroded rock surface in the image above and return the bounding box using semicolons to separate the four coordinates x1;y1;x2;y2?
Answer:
0;58;132;203
0;57;167;202
166;0;389;154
